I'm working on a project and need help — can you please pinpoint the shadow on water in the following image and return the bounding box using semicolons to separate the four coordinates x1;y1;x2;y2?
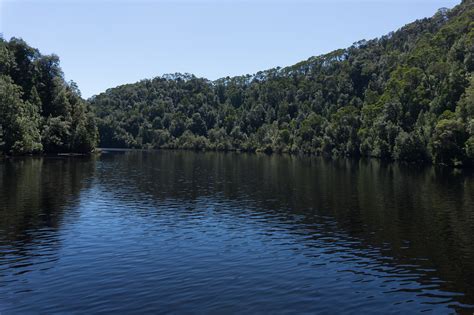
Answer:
0;151;473;313
95;151;474;312
0;157;96;283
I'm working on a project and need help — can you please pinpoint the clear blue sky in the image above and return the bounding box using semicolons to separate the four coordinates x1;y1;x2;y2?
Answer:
0;0;460;98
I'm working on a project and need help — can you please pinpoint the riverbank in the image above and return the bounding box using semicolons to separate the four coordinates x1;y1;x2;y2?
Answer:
98;146;473;169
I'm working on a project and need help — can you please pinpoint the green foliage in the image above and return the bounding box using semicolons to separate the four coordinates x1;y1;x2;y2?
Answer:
0;75;42;154
0;37;97;155
393;130;430;162
41;116;71;153
467;137;474;155
431;118;469;165
87;1;473;166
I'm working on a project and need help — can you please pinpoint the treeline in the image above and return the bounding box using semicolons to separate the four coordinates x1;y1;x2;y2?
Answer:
91;1;474;166
2;2;473;166
0;37;97;155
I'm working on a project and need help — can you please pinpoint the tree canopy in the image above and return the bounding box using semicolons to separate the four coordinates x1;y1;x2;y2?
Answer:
2;1;473;167
90;1;474;167
0;37;98;155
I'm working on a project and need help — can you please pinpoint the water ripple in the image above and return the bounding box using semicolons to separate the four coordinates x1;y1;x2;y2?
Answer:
0;152;473;314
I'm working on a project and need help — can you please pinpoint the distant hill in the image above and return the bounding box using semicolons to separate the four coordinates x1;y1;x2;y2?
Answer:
2;2;472;165
95;1;474;165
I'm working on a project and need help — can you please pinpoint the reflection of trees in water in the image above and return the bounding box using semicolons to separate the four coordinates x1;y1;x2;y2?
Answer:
96;150;474;309
1;151;472;311
0;156;96;261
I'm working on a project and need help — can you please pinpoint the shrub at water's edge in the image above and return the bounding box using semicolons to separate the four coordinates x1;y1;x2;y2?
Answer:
0;37;98;155
90;0;473;167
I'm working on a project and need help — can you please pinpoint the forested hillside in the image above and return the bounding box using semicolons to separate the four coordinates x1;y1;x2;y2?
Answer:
99;1;471;166
0;38;97;155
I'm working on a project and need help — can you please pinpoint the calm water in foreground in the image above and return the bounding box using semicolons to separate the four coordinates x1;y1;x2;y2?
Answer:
0;151;474;314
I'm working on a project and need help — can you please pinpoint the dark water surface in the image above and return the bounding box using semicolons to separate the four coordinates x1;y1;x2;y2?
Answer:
1;151;474;314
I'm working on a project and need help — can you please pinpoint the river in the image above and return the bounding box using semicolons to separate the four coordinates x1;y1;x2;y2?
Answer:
1;150;473;314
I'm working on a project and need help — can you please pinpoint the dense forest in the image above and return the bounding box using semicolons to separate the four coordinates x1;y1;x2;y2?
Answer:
1;1;473;166
91;0;474;167
0;37;97;155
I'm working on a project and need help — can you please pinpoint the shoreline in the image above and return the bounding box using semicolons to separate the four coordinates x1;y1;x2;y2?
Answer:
1;147;471;169
98;147;472;169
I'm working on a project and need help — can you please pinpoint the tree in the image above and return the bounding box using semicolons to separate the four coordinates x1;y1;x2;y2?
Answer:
0;38;97;155
41;117;71;153
431;119;468;165
189;113;207;136
393;130;429;162
169;113;186;137
86;0;474;167
0;76;42;154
